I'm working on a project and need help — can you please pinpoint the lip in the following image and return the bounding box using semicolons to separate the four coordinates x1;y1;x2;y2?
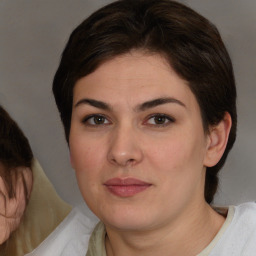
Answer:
104;178;152;197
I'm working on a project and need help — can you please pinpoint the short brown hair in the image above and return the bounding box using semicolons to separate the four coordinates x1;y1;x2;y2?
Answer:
53;0;237;203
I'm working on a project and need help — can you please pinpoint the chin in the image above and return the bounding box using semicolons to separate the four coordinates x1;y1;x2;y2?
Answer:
98;206;158;232
105;217;151;231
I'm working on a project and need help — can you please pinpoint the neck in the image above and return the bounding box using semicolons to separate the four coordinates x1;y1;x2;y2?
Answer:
105;201;225;256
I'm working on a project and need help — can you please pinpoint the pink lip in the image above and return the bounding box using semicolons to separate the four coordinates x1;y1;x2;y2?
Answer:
104;178;152;197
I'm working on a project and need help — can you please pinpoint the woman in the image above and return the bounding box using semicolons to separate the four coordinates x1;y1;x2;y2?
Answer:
0;106;33;245
0;106;72;256
52;0;256;255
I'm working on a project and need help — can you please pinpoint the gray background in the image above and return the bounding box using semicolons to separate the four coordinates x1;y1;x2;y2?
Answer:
0;0;255;212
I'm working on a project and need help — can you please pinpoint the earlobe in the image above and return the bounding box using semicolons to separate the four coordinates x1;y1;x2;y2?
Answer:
204;112;232;167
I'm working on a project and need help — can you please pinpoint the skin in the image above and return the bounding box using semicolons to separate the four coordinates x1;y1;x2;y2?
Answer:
0;163;32;244
69;51;231;255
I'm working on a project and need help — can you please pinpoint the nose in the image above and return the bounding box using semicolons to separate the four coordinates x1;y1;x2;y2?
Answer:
107;126;143;167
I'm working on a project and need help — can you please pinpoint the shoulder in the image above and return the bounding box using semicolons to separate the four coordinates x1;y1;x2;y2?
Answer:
232;201;256;235
234;201;256;216
210;201;256;256
25;207;98;256
231;201;256;232
230;202;256;232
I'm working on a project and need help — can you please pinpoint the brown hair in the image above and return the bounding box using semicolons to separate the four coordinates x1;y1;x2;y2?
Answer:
52;0;237;203
0;106;33;197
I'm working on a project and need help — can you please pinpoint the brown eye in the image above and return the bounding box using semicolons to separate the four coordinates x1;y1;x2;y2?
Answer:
93;116;106;124
154;116;167;124
83;115;110;126
146;114;175;127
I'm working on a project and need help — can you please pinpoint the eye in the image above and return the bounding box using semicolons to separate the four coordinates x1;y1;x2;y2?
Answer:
146;114;175;127
82;114;111;126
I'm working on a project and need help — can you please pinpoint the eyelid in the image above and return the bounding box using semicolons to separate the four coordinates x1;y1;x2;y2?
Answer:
148;113;175;121
82;114;112;126
80;113;175;127
144;113;175;126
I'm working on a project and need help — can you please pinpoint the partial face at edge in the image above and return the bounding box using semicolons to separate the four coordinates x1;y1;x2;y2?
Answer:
0;163;33;244
69;51;214;231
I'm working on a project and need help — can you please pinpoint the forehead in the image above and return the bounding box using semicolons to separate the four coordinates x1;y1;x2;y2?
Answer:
73;51;198;111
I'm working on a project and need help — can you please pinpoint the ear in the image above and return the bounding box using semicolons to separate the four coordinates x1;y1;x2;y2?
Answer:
204;112;232;167
20;167;33;199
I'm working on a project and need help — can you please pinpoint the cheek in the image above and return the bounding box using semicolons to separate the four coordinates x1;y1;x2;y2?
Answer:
147;136;206;210
147;136;196;169
70;134;104;172
71;145;101;196
69;136;107;199
146;128;206;184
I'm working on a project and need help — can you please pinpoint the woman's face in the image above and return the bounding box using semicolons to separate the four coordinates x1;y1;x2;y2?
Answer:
0;163;32;244
69;51;211;231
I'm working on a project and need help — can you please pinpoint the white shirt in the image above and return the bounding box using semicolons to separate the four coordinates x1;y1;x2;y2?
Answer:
206;202;256;256
26;202;256;256
25;207;97;256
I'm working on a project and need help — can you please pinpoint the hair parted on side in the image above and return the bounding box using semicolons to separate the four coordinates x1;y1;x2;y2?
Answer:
52;0;237;204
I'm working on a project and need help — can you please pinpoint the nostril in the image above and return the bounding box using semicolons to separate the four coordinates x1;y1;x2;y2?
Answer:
110;157;136;166
127;159;135;164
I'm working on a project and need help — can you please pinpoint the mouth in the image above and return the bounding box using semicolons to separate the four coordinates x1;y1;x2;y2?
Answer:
103;178;152;197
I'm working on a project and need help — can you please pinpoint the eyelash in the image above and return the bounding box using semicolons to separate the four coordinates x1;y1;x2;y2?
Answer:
82;114;111;126
145;114;175;127
81;114;175;127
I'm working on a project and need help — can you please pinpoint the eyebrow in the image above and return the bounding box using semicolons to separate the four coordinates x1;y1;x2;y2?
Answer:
136;97;186;111
74;98;111;110
74;97;185;111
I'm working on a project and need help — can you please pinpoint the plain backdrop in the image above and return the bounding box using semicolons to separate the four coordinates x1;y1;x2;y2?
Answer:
0;0;255;214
